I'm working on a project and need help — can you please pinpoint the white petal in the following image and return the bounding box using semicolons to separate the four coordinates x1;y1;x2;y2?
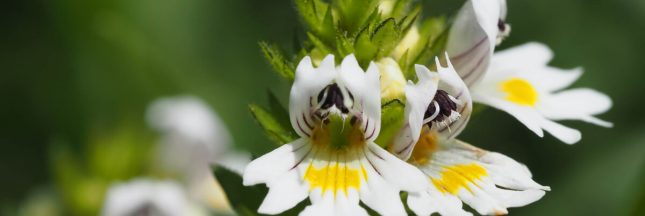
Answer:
489;43;583;92
537;118;582;144
447;0;502;86
392;65;439;159
358;156;408;216
409;140;549;215
243;139;310;186
366;143;428;192
338;55;382;141
258;169;309;214
435;55;473;139
408;191;472;216
538;88;613;127
289;55;337;137
490;42;554;73
472;93;545;137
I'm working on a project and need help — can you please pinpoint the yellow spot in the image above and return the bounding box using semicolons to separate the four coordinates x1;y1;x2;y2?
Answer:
408;128;439;166
304;163;364;197
431;163;488;194
500;78;538;106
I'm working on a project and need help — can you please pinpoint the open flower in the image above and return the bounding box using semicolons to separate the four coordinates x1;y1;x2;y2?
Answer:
446;0;509;86
101;179;207;216
392;55;549;215
147;96;251;211
470;42;613;144
243;54;428;216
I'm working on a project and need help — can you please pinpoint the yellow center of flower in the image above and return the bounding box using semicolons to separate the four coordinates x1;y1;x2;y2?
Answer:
500;78;539;106
304;163;368;197
431;163;488;194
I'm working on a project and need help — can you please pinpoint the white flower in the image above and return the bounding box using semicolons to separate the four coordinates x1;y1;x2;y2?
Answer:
446;0;509;86
393;54;549;215
101;179;207;216
470;42;613;144
146;96;251;211
243;54;428;216
392;55;472;160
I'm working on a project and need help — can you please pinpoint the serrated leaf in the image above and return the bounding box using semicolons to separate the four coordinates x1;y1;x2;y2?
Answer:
307;32;332;55
389;0;413;19
374;99;405;147
295;0;335;44
399;5;421;33
259;42;295;81
371;18;401;59
334;0;380;35
335;33;355;58
249;104;297;145
354;24;378;66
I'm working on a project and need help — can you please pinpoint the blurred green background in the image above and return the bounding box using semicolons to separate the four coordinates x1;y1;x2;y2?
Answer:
2;0;644;215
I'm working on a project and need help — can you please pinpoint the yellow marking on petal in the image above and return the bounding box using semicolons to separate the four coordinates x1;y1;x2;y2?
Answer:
304;163;363;197
431;163;488;194
408;127;439;166
500;78;539;106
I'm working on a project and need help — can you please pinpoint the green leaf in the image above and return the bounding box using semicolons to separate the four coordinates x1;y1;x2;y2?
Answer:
259;42;295;81
371;18;401;59
307;32;332;55
354;24;378;66
389;0;413;19
267;90;291;128
214;167;267;215
374;99;405;148
249;104;298;145
334;0;380;35
295;0;334;43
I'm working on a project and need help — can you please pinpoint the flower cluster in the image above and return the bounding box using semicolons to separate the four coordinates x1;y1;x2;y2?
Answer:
246;0;611;215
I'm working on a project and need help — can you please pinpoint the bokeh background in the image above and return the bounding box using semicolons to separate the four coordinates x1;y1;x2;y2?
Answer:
2;0;644;215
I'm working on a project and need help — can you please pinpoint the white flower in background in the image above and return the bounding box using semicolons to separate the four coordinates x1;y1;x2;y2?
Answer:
471;42;613;144
101;179;207;216
243;54;428;216
447;0;509;86
146;96;251;211
392;55;549;215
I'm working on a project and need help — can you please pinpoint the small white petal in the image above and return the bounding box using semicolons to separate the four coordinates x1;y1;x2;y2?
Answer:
243;139;309;186
258;169;309;214
359;157;408;216
392;65;439;159
366;143;428;192
289;55;337;137
408;140;549;215
472;94;545;137
447;0;503;86
538;118;582;144
538;88;613;127
338;55;382;141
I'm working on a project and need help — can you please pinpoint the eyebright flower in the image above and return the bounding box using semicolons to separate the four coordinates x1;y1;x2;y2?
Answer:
101;179;207;216
393;55;550;215
243;54;428;216
446;0;509;86
376;57;407;102
470;42;613;144
147;96;250;211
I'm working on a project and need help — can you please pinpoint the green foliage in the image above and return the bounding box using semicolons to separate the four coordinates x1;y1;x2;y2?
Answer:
259;42;296;81
249;104;298;145
374;99;405;147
